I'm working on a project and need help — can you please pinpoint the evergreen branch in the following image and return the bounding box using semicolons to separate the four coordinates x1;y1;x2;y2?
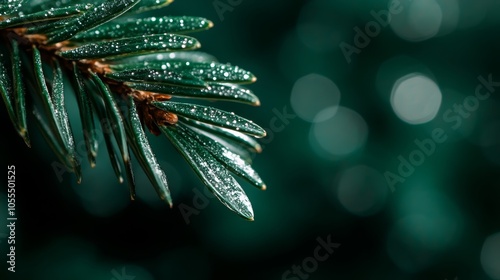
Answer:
0;0;266;220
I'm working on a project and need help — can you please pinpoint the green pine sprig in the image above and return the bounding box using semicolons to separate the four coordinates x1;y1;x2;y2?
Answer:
0;0;266;221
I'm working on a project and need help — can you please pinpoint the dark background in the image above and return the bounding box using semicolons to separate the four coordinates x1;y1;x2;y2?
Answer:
2;0;500;279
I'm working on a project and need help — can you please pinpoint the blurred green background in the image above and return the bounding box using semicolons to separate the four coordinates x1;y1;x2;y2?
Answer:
2;0;500;279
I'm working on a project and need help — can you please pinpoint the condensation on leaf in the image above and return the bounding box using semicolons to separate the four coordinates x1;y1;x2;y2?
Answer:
126;96;172;205
89;71;135;198
71;63;98;167
106;68;207;88
60;33;200;59
46;0;141;43
182;118;262;153
183;125;266;190
153;101;266;138
11;40;29;146
0;47;18;135
127;82;260;105
106;51;217;65
72;16;213;41
0;0;25;15
161;124;254;220
113;61;256;84
0;5;90;29
127;0;173;14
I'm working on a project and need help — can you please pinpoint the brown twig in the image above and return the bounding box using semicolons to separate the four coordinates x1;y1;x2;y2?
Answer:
0;26;177;134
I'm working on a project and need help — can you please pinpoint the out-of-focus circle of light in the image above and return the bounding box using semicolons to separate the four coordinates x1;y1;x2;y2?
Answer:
388;187;462;272
436;88;477;140
309;106;368;159
291;73;341;122
486;0;500;24
435;0;460;36
296;1;343;52
375;55;434;102
390;73;442;124
297;23;341;52
481;232;500;280
459;0;488;28
397;188;462;248
278;31;347;82
387;215;440;272
389;0;443;42
337;165;389;216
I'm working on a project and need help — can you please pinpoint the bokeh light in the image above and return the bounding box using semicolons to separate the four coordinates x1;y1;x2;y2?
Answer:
437;88;479;140
481;232;500;280
278;30;346;82
309;106;368;160
291;73;341;123
3;1;500;279
296;0;344;52
486;0;500;24
389;0;443;42
390;73;442;125
337;165;389;216
388;186;462;272
387;215;442;272
376;55;434;99
458;0;488;28
436;0;460;36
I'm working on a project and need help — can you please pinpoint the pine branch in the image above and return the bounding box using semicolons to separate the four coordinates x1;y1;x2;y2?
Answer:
0;0;266;220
